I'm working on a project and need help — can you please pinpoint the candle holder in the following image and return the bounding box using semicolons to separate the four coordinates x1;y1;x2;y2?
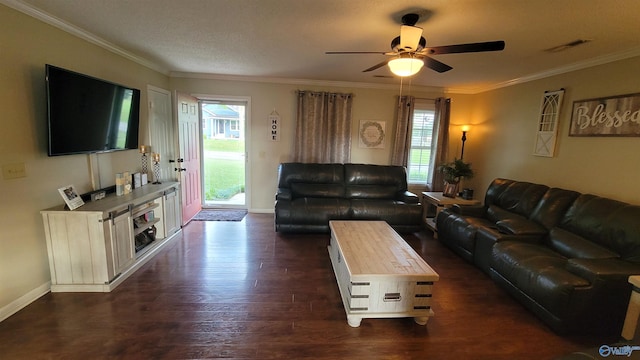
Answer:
151;153;161;184
139;145;150;176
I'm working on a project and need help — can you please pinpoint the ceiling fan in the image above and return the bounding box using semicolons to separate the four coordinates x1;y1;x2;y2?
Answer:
326;13;505;77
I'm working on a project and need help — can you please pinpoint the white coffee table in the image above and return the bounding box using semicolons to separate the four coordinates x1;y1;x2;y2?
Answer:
328;220;439;327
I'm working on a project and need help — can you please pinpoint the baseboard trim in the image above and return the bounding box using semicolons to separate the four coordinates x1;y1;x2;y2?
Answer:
0;282;51;322
249;208;274;214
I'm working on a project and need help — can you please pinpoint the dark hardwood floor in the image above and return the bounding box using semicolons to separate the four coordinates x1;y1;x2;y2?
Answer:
0;214;613;359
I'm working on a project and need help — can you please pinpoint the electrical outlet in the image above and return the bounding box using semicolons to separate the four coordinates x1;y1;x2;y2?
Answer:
2;163;27;180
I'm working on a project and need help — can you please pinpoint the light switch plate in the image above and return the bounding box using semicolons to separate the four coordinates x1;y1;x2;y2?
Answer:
2;163;26;179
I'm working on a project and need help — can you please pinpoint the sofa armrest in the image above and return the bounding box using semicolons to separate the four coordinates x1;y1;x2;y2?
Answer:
566;258;640;283
398;191;419;204
275;188;292;201
450;204;485;217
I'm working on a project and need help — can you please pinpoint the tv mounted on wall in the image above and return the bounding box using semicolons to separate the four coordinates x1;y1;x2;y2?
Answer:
46;64;141;156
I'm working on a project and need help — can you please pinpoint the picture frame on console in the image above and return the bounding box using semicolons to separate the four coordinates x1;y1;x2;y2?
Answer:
443;183;458;198
58;184;84;210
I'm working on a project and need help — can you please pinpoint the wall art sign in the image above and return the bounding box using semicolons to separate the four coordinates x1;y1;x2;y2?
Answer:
269;110;280;141
533;89;564;157
570;93;640;137
358;120;385;148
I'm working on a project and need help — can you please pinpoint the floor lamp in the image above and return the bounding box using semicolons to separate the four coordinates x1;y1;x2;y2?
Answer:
460;125;470;160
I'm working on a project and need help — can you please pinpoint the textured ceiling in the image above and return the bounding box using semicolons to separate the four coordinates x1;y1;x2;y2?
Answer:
6;0;640;93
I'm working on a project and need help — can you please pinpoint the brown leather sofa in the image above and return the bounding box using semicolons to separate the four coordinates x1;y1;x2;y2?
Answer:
436;178;640;335
274;163;422;233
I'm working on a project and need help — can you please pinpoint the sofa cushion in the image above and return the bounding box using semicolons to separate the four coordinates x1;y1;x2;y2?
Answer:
560;195;640;262
547;228;619;260
277;163;344;188
275;197;350;225
493;182;549;218
484;178;515;206
486;205;527;223
529;188;581;230
344;164;407;189
496;218;547;235
345;185;398;199
491;241;590;315
606;205;640;263
560;195;626;243
350;199;422;225
290;183;345;198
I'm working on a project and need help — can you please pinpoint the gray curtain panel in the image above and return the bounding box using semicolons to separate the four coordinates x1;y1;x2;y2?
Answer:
391;95;415;167
428;97;451;191
294;91;353;163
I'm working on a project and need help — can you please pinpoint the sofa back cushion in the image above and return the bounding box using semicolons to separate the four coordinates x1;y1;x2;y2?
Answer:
277;163;345;198
344;164;407;199
485;180;548;222
547;227;619;259
560;194;640;262
529;188;581;230
278;163;344;187
290;183;345;198
484;178;514;206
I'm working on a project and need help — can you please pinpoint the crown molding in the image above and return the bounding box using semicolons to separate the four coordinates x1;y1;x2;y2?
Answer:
1;0;168;75
169;71;445;93
474;46;640;94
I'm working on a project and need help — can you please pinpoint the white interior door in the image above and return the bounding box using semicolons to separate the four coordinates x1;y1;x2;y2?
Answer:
176;92;202;224
148;86;177;182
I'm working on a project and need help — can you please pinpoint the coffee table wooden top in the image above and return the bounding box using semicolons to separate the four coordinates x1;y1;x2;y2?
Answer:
329;221;439;281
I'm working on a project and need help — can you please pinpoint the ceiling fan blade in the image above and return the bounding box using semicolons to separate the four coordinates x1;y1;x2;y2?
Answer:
400;25;423;51
325;51;388;55
425;40;505;55
422;56;453;73
363;60;390;73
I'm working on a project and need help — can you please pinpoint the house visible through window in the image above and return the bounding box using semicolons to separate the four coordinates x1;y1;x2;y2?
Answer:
407;100;436;184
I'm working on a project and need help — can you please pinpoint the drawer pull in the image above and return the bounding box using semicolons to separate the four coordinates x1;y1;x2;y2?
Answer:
384;293;401;302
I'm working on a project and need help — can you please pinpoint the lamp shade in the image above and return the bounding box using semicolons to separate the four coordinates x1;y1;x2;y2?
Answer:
388;55;424;77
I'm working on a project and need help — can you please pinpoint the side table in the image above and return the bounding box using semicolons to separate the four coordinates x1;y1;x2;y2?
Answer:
421;191;480;237
622;276;640;341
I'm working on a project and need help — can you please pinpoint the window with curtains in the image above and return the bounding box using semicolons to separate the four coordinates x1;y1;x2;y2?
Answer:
407;101;436;184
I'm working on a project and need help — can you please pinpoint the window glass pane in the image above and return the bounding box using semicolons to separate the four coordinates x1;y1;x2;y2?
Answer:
407;108;435;184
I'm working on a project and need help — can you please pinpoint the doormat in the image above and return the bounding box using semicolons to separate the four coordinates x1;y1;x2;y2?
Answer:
192;209;247;222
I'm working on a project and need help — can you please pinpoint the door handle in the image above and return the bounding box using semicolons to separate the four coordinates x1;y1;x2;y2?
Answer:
174;168;186;172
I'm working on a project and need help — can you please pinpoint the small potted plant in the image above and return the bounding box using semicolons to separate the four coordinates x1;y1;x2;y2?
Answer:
437;158;474;197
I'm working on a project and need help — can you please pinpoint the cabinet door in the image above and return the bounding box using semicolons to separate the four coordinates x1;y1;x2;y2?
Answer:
163;187;181;236
107;211;134;276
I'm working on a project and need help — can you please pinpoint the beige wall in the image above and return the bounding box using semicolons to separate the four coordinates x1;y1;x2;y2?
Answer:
463;56;640;204
0;5;168;315
170;76;445;211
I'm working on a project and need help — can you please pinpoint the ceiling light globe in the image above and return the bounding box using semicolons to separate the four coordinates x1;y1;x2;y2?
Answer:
388;57;424;77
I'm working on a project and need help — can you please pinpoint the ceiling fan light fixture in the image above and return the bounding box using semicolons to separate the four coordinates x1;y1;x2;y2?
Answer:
388;55;424;77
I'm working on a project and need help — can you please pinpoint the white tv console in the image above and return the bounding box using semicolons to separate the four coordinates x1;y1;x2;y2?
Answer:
41;182;181;292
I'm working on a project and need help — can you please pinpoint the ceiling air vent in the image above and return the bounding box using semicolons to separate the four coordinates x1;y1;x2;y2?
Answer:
544;39;592;53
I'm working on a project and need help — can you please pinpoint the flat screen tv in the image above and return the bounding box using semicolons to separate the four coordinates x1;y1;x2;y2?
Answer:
46;64;141;156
